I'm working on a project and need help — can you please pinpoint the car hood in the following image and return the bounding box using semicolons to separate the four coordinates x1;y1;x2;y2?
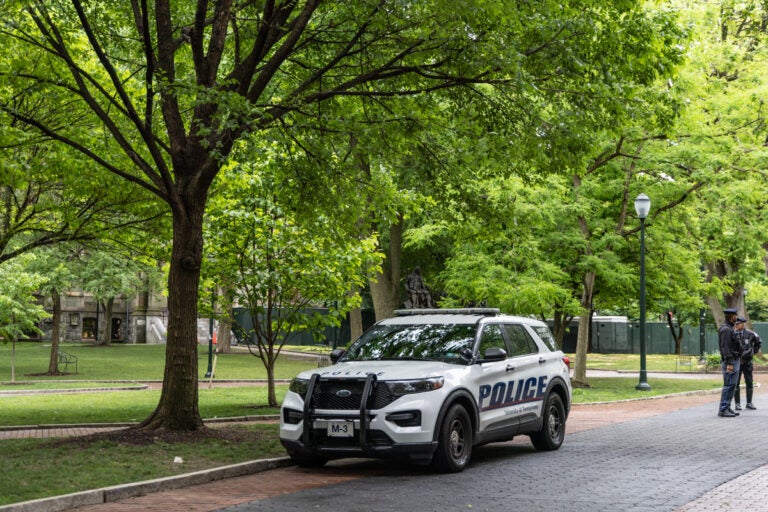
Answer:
296;360;461;381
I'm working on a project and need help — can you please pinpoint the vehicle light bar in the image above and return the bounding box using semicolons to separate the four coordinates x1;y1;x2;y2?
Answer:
394;308;500;316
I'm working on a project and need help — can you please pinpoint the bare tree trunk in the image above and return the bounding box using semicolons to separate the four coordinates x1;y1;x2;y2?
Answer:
571;173;595;388
705;260;745;324
97;297;115;346
349;306;363;342
666;312;684;355
369;218;403;321
140;208;204;431
11;337;15;384
706;295;724;330
266;362;277;407
47;289;62;375
763;242;768;277
215;287;233;353
725;284;747;316
551;308;573;351
572;271;596;388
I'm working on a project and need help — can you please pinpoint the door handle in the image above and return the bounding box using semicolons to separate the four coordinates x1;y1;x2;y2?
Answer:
506;365;515;372
539;357;546;364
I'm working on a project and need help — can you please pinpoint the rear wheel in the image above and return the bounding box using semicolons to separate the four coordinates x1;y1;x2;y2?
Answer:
431;404;473;473
530;393;566;451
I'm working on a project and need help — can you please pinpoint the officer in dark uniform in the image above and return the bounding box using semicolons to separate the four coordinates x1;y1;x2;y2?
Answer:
734;317;761;411
718;308;741;417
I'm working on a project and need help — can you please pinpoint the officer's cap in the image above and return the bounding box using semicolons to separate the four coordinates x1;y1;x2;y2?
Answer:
736;317;747;324
724;308;738;315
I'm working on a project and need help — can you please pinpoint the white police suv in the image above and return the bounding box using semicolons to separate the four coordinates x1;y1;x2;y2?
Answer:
280;309;572;472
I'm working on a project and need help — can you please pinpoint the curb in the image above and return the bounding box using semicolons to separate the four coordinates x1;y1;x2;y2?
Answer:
0;379;292;386
0;457;294;512
572;387;722;406
0;385;149;396
0;415;280;432
571;382;759;407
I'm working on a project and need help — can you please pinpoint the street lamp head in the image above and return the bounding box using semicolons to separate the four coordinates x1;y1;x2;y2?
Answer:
634;193;651;219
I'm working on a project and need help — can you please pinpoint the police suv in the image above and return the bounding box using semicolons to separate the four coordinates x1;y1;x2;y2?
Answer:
279;309;572;472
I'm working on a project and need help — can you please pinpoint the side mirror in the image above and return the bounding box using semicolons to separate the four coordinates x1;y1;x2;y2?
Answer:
459;347;475;363
330;348;346;363
480;347;507;363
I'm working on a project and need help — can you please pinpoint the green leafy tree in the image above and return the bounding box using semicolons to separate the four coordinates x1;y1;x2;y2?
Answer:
590;0;768;345
436;175;580;322
664;0;768;326
79;250;162;346
403;3;689;373
204;156;382;406
558;0;768;384
0;256;48;383
25;247;79;374
0;95;167;265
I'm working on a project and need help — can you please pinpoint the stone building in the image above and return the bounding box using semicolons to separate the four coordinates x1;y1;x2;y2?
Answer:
37;289;169;344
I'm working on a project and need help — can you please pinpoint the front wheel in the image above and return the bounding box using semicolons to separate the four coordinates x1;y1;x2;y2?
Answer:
431;404;473;473
530;393;566;451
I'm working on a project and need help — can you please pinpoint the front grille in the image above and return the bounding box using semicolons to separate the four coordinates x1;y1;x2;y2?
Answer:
313;428;394;448
311;378;399;410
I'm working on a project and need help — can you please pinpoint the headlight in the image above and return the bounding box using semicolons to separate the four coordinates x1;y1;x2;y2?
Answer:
289;377;309;397
387;377;444;396
283;408;304;425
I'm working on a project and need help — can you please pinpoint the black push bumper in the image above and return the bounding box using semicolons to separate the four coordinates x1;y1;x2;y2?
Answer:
284;372;437;463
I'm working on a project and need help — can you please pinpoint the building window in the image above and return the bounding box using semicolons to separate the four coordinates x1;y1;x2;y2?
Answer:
82;317;97;339
111;318;123;341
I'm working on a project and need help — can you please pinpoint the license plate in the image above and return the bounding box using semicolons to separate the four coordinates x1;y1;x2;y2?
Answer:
327;420;354;437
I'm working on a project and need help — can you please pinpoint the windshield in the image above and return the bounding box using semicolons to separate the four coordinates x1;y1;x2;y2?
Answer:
342;323;476;364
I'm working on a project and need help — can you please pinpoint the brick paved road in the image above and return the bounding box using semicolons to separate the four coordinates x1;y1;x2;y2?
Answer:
0;426;123;440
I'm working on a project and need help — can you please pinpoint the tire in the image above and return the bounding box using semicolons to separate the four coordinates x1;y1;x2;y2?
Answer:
290;454;327;468
431;404;473;473
530;393;566;451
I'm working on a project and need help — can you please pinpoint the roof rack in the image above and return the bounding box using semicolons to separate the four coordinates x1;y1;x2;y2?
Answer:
394;308;500;317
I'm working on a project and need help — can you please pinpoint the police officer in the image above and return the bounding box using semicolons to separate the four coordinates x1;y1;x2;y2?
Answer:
718;308;741;417
734;317;761;411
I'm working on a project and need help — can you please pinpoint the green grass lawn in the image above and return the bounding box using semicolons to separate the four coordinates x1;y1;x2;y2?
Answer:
571;377;722;402
0;385;286;426
1;423;286;506
569;353;706;372
0;342;322;383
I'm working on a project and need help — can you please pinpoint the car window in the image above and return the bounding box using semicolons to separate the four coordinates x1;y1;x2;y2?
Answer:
531;325;558;352
342;323;476;364
504;324;538;356
478;324;507;358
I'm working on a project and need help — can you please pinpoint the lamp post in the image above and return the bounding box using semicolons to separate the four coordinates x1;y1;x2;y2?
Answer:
698;263;706;362
699;307;706;362
205;288;216;378
635;193;651;391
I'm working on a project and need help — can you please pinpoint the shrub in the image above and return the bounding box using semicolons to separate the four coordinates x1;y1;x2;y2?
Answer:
704;352;721;373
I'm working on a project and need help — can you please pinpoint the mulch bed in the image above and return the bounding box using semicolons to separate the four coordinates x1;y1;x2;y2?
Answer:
46;425;257;448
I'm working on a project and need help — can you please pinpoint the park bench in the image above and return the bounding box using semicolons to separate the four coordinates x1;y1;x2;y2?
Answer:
316;352;331;368
58;350;78;374
675;354;693;373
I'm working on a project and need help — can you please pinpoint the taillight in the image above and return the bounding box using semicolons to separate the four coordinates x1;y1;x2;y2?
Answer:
562;356;571;369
